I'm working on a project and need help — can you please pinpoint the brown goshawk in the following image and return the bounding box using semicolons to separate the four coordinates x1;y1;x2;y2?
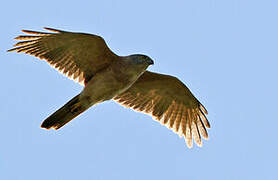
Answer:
8;28;210;148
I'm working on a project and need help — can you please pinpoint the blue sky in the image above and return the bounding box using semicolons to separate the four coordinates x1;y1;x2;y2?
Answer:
1;0;277;179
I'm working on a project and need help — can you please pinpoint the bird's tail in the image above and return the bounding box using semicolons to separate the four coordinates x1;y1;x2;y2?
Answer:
41;94;89;130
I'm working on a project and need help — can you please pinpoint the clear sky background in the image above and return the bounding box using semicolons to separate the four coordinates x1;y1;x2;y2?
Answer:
1;0;277;179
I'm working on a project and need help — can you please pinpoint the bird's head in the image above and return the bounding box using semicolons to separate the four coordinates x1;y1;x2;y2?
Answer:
129;54;154;66
122;54;154;78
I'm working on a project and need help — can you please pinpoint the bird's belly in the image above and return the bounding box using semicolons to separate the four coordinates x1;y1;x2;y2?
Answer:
79;71;132;106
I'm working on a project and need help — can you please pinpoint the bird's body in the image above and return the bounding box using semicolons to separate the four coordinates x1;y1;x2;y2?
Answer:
43;55;152;129
82;57;149;105
8;28;210;148
83;56;150;101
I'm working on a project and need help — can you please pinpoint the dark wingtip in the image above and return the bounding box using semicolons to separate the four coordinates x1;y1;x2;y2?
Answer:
21;29;51;35
199;103;208;115
7;47;17;52
206;121;211;129
43;27;64;33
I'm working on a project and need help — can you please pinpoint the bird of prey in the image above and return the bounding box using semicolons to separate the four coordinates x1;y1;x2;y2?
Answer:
8;28;210;148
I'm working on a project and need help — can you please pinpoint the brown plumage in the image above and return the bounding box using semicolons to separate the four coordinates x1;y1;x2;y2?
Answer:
8;28;210;148
8;27;117;85
113;71;210;147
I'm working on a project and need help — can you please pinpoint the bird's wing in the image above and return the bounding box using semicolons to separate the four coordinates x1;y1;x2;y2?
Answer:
8;27;118;85
113;71;210;148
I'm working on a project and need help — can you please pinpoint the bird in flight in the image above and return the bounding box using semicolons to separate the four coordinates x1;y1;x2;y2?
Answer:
8;28;210;148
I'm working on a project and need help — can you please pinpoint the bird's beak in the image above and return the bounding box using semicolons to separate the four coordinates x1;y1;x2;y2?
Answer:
148;59;154;65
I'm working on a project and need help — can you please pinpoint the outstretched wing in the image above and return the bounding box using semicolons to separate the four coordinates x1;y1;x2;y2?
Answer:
113;71;210;148
8;27;118;85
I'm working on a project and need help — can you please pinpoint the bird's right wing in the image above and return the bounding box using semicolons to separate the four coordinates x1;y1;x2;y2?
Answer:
8;28;118;85
114;71;210;148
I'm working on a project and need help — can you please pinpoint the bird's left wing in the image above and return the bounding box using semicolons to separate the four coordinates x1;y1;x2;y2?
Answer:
113;71;210;148
8;28;118;85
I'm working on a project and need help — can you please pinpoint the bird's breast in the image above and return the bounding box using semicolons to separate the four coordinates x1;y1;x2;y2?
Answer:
80;66;141;106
